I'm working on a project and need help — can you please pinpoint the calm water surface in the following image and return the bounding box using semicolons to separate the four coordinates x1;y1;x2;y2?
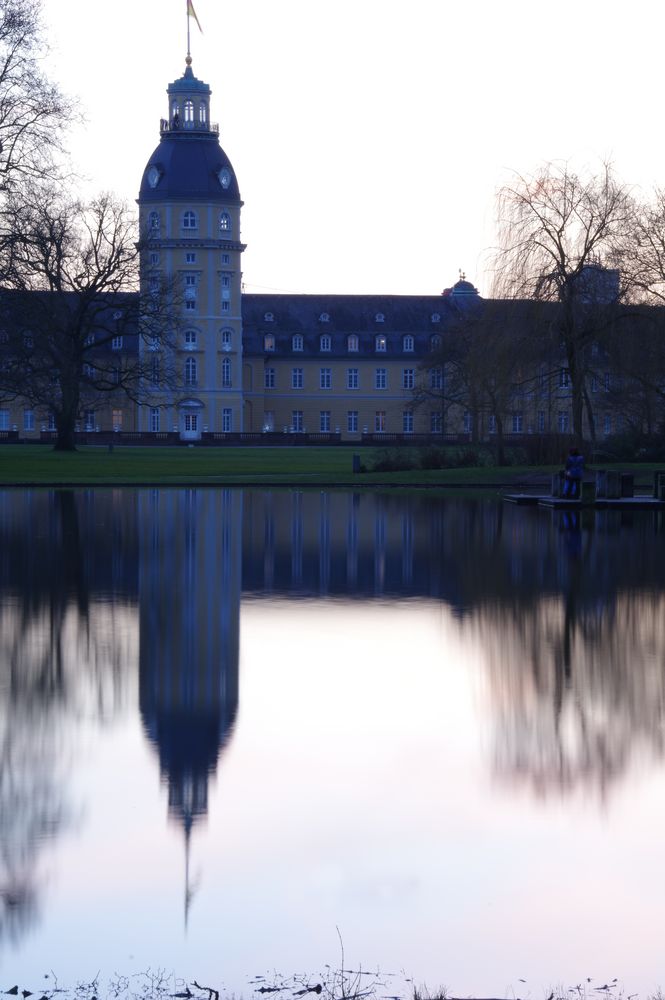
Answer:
1;488;665;993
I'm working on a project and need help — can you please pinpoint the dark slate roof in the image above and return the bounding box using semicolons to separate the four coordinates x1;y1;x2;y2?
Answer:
139;134;240;204
241;293;479;357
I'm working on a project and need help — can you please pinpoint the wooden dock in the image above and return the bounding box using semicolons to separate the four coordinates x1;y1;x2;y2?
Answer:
504;493;665;510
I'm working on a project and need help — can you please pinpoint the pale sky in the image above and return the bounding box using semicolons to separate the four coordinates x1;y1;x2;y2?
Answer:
42;0;665;296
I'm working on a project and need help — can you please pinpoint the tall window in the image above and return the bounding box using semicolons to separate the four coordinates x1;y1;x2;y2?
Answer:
375;335;387;353
184;413;198;432
112;409;123;431
347;410;358;433
291;410;303;433
149;211;160;231
430;334;441;350
222;408;232;432
219;211;231;232
182;210;197;229
0;410;8;430
375;410;386;432
264;367;276;388
430;367;443;390
222;357;232;387
292;334;303;352
346;368;359;390
463;411;472;434
559;368;570;389
347;334;359;352
320;335;331;352
430;411;442;433
403;335;414;352
538;411;546;432
402;410;413;433
184;274;197;311
292;367;303;389
558;411;569;432
185;356;197;385
184;329;197;348
320;410;331;432
199;102;208;125
263;334;275;352
320;367;332;389
221;328;233;351
23;410;34;432
184;100;194;123
150;408;160;432
150;356;160;385
402;368;415;389
512;412;523;433
603;414;612;436
375;368;387;390
488;414;497;434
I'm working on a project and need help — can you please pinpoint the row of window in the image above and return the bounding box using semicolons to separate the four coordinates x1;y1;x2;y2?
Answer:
182;357;236;387
147;252;231;267
263;334;442;354
148;211;232;233
268;410;429;434
0;407;618;438
264;366;438;391
262;311;444;325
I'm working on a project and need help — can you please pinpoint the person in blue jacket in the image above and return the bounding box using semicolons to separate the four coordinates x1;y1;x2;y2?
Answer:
563;447;584;498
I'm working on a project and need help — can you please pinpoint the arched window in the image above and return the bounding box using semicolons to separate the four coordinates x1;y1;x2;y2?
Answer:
184;100;194;123
183;210;197;229
263;311;274;322
219;212;231;232
430;334;442;350
431;312;441;324
319;312;330;323
375;335;387;353
171;101;179;125
184;356;197;385
403;335;414;352
199;102;208;124
320;334;331;352
221;328;233;351
347;334;359;352
222;357;232;387
149;211;160;231
292;334;303;351
375;312;385;323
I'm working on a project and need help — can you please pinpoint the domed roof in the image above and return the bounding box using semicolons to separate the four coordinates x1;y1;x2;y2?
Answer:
139;133;241;204
451;277;479;296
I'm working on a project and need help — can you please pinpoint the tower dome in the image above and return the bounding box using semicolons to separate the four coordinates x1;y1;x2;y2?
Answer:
139;61;240;203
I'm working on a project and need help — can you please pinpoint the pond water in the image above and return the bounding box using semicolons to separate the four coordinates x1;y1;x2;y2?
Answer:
2;488;665;995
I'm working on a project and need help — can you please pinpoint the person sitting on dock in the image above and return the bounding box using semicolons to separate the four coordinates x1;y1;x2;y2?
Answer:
562;447;584;498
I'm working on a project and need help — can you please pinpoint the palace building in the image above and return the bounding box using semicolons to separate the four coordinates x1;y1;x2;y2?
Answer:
0;45;645;446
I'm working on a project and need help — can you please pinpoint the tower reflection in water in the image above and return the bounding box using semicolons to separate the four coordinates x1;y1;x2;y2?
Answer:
137;488;241;918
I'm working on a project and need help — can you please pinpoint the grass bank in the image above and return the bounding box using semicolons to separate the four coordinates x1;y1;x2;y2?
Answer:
0;444;661;488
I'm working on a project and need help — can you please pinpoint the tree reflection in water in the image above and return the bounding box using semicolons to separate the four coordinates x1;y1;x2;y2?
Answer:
0;489;138;947
467;508;665;799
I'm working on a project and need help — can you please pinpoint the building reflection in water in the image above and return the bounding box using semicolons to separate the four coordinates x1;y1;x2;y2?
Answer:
242;492;665;801
137;488;241;922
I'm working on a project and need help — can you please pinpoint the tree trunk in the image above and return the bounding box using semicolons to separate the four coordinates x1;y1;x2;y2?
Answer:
53;395;78;451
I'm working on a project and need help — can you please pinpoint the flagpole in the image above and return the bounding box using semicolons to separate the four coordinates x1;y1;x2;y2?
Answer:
186;0;191;60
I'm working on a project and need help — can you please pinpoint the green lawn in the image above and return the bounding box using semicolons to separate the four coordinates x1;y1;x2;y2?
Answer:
0;444;661;487
0;444;537;486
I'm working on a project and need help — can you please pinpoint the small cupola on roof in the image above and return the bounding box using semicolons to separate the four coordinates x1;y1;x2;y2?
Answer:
139;54;241;204
442;271;480;298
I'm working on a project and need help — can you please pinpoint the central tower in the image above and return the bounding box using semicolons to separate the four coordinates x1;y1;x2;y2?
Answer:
138;53;245;439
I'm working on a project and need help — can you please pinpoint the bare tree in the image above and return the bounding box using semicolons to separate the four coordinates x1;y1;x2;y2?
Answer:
0;183;177;449
492;161;634;442
0;0;74;190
